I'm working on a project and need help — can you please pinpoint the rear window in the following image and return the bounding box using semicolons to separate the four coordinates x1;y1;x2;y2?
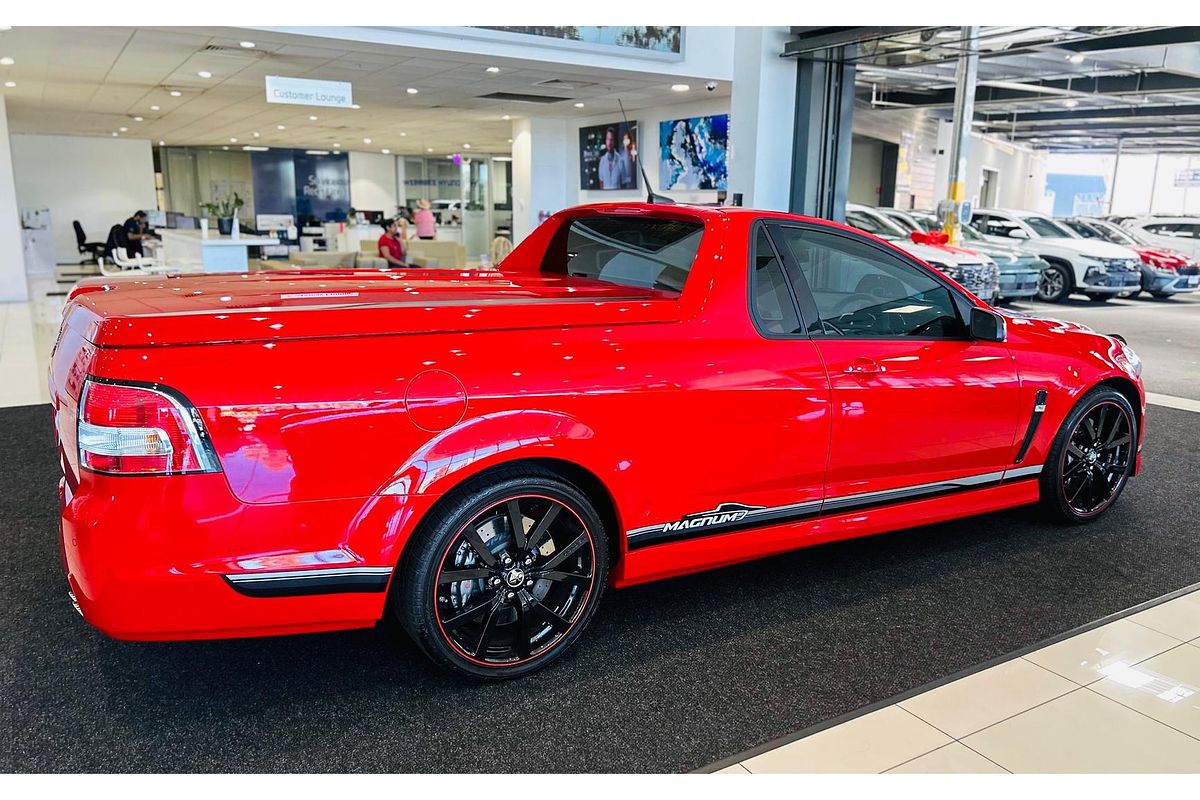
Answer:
546;217;704;294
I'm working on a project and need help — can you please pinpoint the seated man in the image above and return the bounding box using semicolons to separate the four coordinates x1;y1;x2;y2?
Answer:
123;210;155;257
377;217;407;268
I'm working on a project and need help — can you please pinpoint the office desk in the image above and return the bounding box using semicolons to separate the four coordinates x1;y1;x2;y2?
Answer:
158;229;279;272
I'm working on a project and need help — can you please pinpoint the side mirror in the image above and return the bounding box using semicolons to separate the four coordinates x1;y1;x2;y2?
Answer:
971;306;1006;342
1007;228;1030;240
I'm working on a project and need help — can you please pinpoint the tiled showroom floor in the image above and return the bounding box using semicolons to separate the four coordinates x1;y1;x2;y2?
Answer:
5;287;1199;773
714;589;1200;773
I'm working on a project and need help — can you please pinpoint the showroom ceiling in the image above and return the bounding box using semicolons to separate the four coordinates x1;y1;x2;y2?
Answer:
0;26;728;155
787;26;1200;153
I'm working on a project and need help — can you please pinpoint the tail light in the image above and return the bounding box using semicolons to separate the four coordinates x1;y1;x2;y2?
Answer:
78;378;220;475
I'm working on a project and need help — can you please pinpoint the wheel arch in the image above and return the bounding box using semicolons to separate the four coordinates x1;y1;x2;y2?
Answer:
1096;375;1144;429
1039;254;1078;288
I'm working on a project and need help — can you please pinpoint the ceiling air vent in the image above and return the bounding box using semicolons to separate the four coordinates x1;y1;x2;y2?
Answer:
477;91;571;104
534;78;602;91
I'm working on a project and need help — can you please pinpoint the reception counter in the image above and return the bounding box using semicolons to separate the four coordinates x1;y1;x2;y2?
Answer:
158;229;279;272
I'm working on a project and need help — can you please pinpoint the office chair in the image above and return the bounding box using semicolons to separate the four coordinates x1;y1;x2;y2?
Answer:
73;221;105;264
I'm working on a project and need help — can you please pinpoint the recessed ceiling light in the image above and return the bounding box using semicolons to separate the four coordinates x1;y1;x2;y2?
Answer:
333;142;341;148
406;87;419;95
159;140;165;146
381;148;390;154
1063;98;1080;108
277;124;286;130
229;137;238;143
462;143;471;149
363;137;372;144
399;132;407;137
0;57;14;66
119;126;128;132
671;83;690;92
501;114;511;120
252;131;260;138
222;146;229;150
485;66;500;73
3;81;14;89
351;103;361;109
169;90;182;97
111;132;118;137
1067;53;1085;64
150;105;160;111
197;70;212;79
507;138;513;143
305;150;330;155
574;102;585;108
426;147;434;153
239;41;256;49
242;145;269;151
133;116;143;122
308;115;318;121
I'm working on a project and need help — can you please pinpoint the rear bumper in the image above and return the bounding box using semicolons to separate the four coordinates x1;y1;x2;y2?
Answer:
59;472;434;640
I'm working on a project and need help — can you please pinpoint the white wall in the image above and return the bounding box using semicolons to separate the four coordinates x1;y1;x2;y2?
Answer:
0;97;27;301
566;95;732;207
10;133;157;264
728;26;797;211
511;117;569;243
964;132;1047;210
348;150;399;216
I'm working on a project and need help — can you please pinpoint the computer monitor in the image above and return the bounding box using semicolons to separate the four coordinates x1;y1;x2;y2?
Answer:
165;212;179;228
146;210;167;227
174;215;198;230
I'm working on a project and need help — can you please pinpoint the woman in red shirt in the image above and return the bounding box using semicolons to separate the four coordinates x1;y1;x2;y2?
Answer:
377;217;406;268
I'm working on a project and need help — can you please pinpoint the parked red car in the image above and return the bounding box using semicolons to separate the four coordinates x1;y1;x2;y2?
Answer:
52;203;1145;678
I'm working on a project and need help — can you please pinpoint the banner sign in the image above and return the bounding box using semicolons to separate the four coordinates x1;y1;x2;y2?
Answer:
1174;168;1200;187
265;75;353;108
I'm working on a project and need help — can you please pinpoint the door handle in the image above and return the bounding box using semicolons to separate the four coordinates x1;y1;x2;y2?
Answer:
844;358;885;375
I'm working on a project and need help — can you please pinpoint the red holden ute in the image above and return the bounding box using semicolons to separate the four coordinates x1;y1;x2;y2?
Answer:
51;203;1146;679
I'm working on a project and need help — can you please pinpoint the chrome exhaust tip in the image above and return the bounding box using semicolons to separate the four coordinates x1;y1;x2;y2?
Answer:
67;590;83;617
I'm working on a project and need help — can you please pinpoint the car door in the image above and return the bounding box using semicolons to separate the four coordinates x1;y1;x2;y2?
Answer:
766;222;1024;506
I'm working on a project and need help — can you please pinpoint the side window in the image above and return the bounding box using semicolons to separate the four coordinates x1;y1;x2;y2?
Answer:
772;226;969;339
750;227;802;335
545;216;704;294
978;215;1022;238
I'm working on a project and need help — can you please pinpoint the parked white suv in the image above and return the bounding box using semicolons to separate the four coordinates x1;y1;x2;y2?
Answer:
1121;216;1200;262
969;209;1142;303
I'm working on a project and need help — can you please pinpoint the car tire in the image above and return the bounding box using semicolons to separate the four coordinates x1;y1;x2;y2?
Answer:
393;464;609;680
1040;386;1138;525
1037;262;1072;303
1084;293;1111;303
1150;291;1172;299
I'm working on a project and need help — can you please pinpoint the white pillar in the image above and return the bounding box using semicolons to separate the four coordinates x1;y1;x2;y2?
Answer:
0;96;27;302
511;117;568;243
728;26;798;211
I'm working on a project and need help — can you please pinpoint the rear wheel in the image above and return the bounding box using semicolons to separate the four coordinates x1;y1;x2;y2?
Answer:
1040;387;1137;524
1037;263;1072;303
394;466;608;680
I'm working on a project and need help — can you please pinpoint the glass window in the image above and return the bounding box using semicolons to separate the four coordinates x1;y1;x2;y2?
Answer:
1021;215;1073;237
973;214;1025;239
1062;219;1102;239
845;210;906;239
550;216;704;294
772;226;968;339
750;227;802;335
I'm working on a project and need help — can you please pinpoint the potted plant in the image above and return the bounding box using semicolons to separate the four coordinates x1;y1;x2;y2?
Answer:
200;192;245;235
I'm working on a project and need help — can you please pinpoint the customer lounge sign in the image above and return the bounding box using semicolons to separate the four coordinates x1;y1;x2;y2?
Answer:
265;75;353;108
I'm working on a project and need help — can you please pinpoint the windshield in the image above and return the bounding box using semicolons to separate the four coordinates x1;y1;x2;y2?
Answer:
1088;220;1141;247
1021;215;1076;238
846;210;908;239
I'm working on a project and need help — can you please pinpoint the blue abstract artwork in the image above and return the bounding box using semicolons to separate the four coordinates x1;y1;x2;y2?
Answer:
658;114;729;191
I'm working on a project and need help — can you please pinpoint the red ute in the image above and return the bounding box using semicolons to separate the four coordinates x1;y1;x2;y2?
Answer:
51;203;1146;678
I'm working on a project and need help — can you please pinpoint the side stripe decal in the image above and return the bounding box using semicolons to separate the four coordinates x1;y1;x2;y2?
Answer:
626;465;1044;551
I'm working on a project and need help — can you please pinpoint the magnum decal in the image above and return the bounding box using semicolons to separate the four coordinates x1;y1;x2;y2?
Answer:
660;502;763;533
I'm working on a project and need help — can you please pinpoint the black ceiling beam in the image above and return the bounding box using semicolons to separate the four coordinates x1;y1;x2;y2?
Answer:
880;71;1200;107
1018;130;1200;141
997;121;1200;136
1058;26;1200;53
783;27;934;58
978;103;1200;125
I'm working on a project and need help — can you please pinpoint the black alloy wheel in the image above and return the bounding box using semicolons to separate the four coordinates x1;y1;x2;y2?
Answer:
1041;387;1137;523
396;466;608;679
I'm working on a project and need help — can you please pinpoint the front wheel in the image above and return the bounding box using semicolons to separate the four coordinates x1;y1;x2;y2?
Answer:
1037;263;1072;303
394;466;609;680
1040;387;1137;524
